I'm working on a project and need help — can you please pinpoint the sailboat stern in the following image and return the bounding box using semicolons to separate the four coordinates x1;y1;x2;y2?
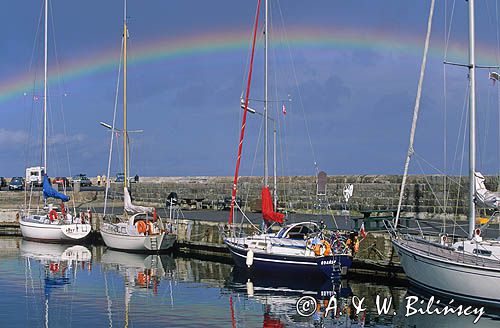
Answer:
61;224;92;240
317;255;353;278
225;238;352;278
144;233;177;251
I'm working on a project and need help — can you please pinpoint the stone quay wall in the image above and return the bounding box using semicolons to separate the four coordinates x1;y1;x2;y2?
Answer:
106;174;497;219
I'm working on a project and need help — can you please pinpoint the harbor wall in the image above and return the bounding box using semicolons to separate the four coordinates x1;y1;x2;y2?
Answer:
106;174;495;219
3;174;499;219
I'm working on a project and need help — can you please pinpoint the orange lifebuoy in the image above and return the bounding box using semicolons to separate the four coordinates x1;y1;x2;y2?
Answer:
136;220;147;234
313;240;331;256
323;241;331;256
49;210;58;221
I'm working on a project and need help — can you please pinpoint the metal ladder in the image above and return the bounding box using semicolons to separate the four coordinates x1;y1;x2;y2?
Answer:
150;236;158;251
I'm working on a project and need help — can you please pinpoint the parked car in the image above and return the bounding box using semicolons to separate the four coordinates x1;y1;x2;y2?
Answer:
115;173;125;183
9;177;24;191
72;174;92;187
54;176;69;187
0;177;6;188
115;173;136;183
223;196;242;210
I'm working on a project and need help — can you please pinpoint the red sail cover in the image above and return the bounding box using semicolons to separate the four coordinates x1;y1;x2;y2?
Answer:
261;187;284;223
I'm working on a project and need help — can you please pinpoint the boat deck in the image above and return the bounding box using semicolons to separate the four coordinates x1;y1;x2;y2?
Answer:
399;237;500;269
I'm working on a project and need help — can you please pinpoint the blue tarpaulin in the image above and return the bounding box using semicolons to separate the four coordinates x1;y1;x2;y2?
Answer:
43;175;70;202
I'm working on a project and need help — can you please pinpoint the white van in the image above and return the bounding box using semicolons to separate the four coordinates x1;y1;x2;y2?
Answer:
26;166;45;187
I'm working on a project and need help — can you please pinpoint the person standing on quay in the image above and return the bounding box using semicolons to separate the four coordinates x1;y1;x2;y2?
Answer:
97;175;101;186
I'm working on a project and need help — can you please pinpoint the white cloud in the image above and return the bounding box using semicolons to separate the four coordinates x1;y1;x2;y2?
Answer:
0;129;28;148
48;133;86;146
0;129;87;151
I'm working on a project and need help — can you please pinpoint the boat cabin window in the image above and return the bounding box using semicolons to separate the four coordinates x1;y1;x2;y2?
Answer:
276;228;286;238
284;224;319;240
133;214;150;223
473;249;492;256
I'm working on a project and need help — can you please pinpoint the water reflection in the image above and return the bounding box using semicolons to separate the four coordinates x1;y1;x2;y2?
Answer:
101;250;175;293
227;269;346;327
226;268;401;327
396;287;500;328
20;241;92;328
100;250;177;327
0;238;498;327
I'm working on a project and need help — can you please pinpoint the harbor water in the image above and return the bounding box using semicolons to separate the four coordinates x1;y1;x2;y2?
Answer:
0;237;498;327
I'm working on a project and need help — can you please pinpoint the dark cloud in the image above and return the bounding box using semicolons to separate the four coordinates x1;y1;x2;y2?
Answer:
1;0;498;177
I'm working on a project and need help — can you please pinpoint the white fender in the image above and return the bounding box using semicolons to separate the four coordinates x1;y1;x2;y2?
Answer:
474;228;483;242
246;249;254;267
246;279;254;297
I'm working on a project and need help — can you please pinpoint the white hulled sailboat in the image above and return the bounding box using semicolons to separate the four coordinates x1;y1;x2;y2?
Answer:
100;0;176;252
20;0;91;242
223;0;355;279
390;0;500;306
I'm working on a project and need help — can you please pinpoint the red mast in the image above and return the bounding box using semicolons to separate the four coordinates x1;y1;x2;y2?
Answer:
229;0;262;224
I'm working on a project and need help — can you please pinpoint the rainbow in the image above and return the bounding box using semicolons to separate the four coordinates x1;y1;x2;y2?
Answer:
0;26;497;104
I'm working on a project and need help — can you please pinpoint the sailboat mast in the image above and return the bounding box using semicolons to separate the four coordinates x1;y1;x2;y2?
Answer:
264;0;269;186
468;0;476;239
273;122;277;208
43;0;48;174
123;0;128;188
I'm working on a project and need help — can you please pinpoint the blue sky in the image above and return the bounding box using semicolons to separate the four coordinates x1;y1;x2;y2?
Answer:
1;0;500;178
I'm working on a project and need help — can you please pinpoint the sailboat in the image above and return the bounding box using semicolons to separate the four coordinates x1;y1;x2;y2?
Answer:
19;0;91;243
99;0;177;252
223;0;354;278
390;0;500;306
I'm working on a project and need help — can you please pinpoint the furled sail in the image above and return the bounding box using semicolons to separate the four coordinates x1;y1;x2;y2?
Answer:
124;187;153;213
43;175;70;202
261;186;284;223
474;171;500;208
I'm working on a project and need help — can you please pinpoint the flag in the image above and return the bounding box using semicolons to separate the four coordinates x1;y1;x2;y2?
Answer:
359;222;367;239
282;103;287;115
